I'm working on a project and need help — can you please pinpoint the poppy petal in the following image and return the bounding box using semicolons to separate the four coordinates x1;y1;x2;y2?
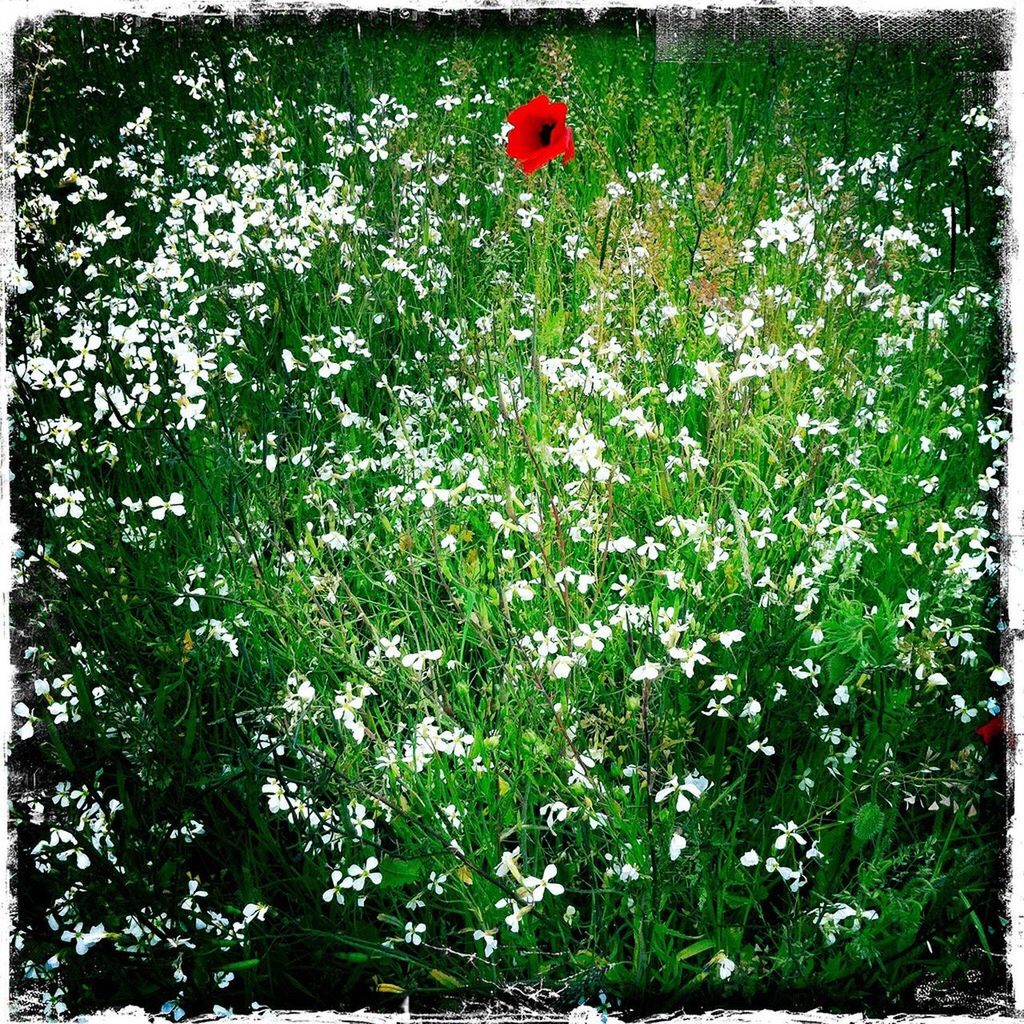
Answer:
506;129;543;160
544;100;568;121
504;95;574;174
507;94;550;126
976;712;1005;745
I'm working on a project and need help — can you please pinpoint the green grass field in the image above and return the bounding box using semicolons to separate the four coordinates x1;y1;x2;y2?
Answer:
9;12;1008;1018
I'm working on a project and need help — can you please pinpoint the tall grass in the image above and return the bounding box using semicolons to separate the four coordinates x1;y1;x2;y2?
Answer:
9;13;1007;1018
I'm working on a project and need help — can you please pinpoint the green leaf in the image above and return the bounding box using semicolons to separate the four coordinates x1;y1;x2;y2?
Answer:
220;958;260;973
379;856;423;889
854;802;884;842
676;938;716;962
429;968;462;988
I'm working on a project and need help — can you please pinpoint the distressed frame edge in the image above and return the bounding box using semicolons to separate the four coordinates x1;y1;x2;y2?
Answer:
0;2;1018;1022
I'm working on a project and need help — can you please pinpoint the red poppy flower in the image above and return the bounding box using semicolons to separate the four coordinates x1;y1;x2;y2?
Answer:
505;94;575;175
976;712;1005;746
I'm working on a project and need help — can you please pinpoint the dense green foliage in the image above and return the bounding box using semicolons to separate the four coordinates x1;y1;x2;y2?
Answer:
10;13;1007;1018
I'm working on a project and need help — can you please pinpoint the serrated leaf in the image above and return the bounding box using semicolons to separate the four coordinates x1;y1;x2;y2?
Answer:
379;856;423;889
854;802;884;842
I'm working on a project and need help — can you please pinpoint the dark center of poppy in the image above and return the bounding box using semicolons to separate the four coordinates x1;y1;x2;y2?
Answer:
538;122;556;146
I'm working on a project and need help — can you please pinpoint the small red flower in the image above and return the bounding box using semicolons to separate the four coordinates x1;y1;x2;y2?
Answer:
976;712;1005;746
505;94;575;175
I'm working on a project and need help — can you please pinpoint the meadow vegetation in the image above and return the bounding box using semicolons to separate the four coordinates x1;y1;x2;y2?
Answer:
8;13;1009;1017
